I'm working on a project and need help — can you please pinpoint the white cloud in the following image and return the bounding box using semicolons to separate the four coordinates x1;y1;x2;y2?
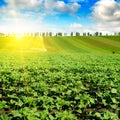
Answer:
0;0;81;33
4;0;80;13
69;0;88;2
44;0;80;13
70;23;82;28
91;0;120;33
55;1;80;13
92;0;120;22
3;0;119;34
4;0;43;10
54;1;80;13
63;23;85;34
44;0;55;10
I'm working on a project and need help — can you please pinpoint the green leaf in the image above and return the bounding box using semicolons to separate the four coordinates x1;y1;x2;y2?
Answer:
15;100;23;107
111;98;118;104
0;101;8;109
111;88;117;93
22;107;30;116
95;112;101;118
0;114;11;120
89;97;95;104
77;109;82;114
102;99;107;106
12;110;22;118
110;104;118;109
79;101;85;108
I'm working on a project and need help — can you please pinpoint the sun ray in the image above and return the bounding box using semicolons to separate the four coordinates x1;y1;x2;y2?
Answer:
15;34;23;40
40;36;47;52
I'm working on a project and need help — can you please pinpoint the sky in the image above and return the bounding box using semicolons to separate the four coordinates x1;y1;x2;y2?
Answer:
0;0;120;34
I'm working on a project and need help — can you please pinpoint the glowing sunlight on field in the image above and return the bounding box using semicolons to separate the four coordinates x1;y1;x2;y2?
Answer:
15;34;23;40
0;33;47;51
40;37;47;52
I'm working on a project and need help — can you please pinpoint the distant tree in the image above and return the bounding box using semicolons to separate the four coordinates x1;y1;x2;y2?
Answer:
99;32;102;36
114;32;117;36
95;32;99;36
49;32;52;36
57;32;62;36
71;32;73;36
42;32;45;36
83;32;86;36
26;32;29;37
46;32;49;36
35;32;39;37
64;33;67;36
118;32;120;36
30;33;33;37
24;32;26;37
0;33;4;37
39;32;41;36
106;33;108;36
76;32;80;36
87;32;89;36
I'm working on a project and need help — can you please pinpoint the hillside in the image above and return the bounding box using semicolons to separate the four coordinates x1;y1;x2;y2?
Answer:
0;36;120;54
0;36;120;119
44;36;120;54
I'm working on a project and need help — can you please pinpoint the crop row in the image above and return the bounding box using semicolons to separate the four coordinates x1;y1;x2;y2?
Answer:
0;52;120;119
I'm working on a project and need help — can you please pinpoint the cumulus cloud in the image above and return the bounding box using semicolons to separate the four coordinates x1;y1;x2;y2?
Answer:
55;1;80;13
91;0;120;33
0;0;81;33
69;0;88;2
70;23;82;28
3;0;80;13
65;23;84;34
0;0;81;22
92;0;120;22
4;0;43;10
44;0;80;13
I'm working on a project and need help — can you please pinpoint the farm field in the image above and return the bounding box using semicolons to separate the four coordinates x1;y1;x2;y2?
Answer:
0;36;120;119
0;36;120;53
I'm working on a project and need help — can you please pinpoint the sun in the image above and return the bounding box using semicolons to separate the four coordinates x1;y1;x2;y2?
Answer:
15;34;23;40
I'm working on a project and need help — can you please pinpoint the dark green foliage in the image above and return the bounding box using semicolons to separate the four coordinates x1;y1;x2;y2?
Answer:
49;32;52;36
71;32;73;36
34;32;39;37
76;32;80;36
94;32;99;36
83;33;86;36
57;32;62;36
0;52;120;120
99;32;102;36
87;32;90;36
42;32;45;37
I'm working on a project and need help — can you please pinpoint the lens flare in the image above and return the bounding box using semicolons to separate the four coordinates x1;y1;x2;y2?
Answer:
16;34;23;40
40;37;47;52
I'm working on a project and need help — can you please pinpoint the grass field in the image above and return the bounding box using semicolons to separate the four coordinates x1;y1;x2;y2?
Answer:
0;36;120;119
0;36;120;53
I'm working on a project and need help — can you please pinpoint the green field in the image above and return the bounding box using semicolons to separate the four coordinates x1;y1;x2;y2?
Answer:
0;36;120;119
0;36;120;53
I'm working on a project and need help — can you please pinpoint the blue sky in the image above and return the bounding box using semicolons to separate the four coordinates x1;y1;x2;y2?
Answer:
0;0;120;34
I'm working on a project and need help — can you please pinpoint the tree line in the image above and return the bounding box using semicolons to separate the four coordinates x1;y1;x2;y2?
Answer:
0;32;120;37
